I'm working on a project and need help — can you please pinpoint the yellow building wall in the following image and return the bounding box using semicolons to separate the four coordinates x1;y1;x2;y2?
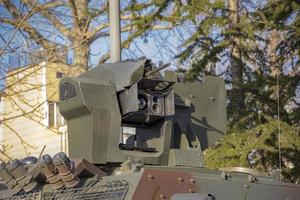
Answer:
46;63;85;102
0;62;82;161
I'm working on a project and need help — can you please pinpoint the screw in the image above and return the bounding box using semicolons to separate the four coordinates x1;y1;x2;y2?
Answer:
177;177;184;183
221;171;229;180
248;175;256;183
244;184;250;189
188;188;194;193
189;178;196;184
147;174;154;180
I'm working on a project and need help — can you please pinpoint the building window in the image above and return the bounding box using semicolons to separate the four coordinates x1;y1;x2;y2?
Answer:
48;102;65;128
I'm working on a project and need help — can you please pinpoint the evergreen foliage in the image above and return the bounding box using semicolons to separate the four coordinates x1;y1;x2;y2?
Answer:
205;117;300;183
130;0;300;182
170;0;300;130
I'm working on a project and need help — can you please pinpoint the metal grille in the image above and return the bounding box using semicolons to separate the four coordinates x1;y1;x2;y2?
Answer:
1;180;129;200
43;181;129;200
0;192;41;200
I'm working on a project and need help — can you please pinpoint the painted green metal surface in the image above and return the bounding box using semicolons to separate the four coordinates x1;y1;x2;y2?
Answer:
0;59;299;200
59;59;227;165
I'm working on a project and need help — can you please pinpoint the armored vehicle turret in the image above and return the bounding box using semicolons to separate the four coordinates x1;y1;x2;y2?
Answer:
0;59;299;200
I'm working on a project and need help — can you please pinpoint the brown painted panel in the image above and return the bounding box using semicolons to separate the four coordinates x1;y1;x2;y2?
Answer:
133;169;197;200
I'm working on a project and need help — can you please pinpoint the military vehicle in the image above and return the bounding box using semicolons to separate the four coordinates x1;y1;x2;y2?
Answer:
0;59;299;200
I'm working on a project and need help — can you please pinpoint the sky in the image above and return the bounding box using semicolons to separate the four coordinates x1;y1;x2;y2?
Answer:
89;26;194;70
0;0;195;76
0;0;298;99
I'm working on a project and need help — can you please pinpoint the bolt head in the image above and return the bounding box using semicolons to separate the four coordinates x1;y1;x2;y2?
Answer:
189;178;196;184
147;174;154;180
244;184;250;189
188;188;194;193
177;177;184;183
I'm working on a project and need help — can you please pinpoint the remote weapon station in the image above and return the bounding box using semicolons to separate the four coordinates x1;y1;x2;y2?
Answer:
0;1;299;199
0;58;299;200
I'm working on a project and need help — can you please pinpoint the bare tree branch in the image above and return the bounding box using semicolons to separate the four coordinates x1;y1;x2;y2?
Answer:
67;0;79;29
89;3;107;19
1;0;54;49
21;0;71;38
1;123;38;154
90;24;173;44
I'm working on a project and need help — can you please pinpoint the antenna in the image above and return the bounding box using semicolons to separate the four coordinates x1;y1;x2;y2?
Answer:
109;0;121;62
277;73;282;182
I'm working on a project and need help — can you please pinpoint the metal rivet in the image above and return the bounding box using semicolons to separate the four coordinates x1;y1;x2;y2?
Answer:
248;175;256;183
147;174;154;180
221;171;229;180
244;184;250;189
188;188;194;193
177;177;184;183
189;178;196;184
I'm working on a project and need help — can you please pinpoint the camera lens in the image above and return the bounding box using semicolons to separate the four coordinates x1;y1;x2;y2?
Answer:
152;104;160;113
152;96;159;103
138;95;147;110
